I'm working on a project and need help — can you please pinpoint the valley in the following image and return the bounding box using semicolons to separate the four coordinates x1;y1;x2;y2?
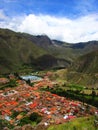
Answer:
0;28;98;130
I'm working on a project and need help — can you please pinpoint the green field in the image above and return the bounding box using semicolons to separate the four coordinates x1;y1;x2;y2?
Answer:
48;116;98;130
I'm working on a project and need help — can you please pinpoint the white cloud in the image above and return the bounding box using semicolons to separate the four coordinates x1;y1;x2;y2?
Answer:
0;13;98;43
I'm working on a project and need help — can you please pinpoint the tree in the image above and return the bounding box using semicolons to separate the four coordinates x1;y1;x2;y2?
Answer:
29;112;42;124
92;90;96;103
19;117;31;126
82;91;85;105
26;79;31;85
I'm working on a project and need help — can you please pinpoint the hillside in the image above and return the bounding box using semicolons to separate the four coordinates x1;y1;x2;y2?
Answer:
45;40;98;62
48;116;97;130
21;32;98;62
71;50;98;74
61;51;98;88
51;50;98;87
0;29;49;73
0;28;98;129
0;28;98;74
0;29;70;74
66;50;98;87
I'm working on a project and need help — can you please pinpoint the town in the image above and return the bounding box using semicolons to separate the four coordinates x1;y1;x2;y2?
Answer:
0;73;98;129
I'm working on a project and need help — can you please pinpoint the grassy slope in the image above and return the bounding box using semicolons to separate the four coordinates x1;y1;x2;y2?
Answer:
0;28;98;74
73;50;98;73
22;33;98;63
0;29;47;73
0;29;72;74
51;68;98;88
47;40;98;62
55;50;98;87
48;116;97;130
65;50;98;87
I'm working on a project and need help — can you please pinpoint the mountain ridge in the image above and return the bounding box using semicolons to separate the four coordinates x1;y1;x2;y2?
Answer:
0;28;98;74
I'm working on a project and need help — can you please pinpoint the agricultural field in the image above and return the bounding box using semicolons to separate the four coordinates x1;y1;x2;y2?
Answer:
48;116;98;130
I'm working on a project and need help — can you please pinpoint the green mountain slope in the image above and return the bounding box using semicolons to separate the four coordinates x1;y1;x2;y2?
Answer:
0;28;98;74
66;50;98;87
51;50;98;87
0;28;71;74
71;50;98;74
0;29;48;73
21;32;98;63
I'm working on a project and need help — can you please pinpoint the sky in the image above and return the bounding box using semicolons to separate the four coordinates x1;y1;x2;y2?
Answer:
0;0;98;43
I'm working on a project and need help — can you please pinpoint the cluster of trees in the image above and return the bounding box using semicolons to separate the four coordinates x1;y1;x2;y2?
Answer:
0;119;14;129
42;84;98;107
18;112;42;126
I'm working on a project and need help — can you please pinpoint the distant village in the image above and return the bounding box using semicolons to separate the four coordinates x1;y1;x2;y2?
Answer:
0;73;98;129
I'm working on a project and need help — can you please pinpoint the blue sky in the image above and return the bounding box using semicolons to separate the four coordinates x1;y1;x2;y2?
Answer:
1;0;98;18
0;0;98;42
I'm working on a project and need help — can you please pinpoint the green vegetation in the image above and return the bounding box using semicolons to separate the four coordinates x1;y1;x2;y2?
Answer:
0;28;98;130
0;119;14;129
0;79;18;90
1;28;98;74
11;111;27;119
41;83;98;107
10;111;42;127
8;79;18;88
18;112;42;126
11;111;20;119
18;116;32;126
48;116;97;130
68;83;85;91
71;50;98;74
0;28;47;74
29;112;42;124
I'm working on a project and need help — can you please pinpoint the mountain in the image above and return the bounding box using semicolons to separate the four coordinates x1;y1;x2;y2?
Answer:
71;50;98;74
0;29;48;73
19;31;98;62
0;28;98;74
22;33;98;62
21;33;53;48
66;50;98;87
0;28;70;74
